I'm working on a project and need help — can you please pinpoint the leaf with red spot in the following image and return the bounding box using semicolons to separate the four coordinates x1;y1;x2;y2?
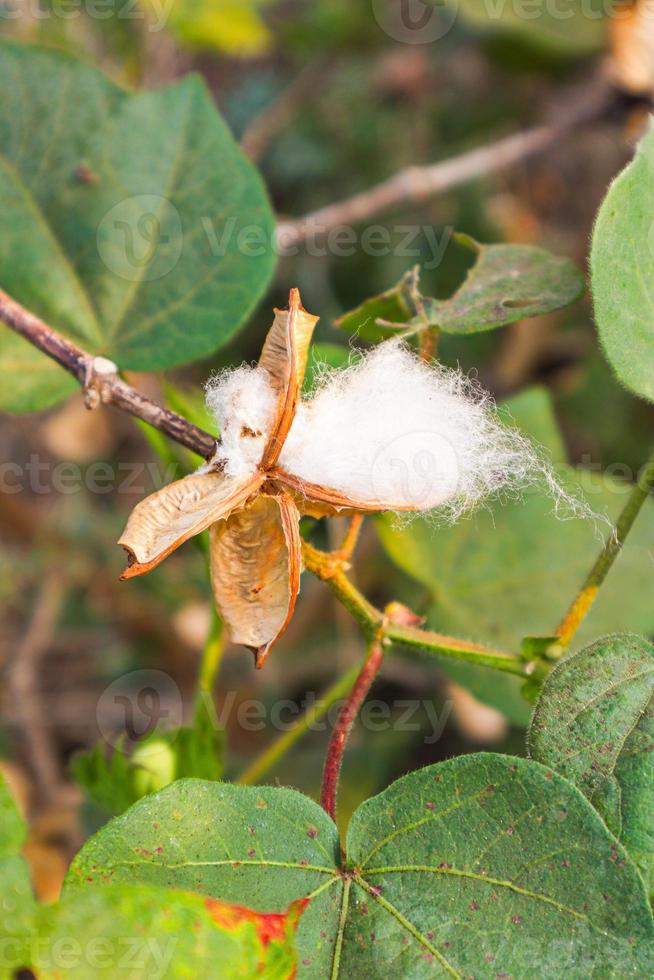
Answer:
66;759;654;978
8;884;303;978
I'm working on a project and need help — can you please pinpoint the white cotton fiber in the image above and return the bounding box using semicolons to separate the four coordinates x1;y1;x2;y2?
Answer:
278;340;565;519
204;340;588;524
205;365;276;478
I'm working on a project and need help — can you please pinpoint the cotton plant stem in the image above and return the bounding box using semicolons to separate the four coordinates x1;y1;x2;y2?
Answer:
321;639;385;821
236;662;362;786
337;514;365;562
555;448;654;648
302;542;527;676
0;289;217;459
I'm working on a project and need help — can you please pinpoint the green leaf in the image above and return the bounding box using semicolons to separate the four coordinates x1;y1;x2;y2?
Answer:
423;237;585;334
6;883;302;978
335;267;422;342
303;343;355;392
72;696;224;815
591;125;654;403
66;756;654;977
529;633;654;898
67;780;342;978
336;241;584;340
445;0;607;56
0;40;275;413
375;388;654;722
72;736;137;816
0;771;35;945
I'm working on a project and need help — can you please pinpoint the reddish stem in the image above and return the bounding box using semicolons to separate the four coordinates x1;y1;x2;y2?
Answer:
320;639;384;822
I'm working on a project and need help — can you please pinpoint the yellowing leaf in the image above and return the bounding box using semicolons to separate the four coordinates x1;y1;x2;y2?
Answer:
145;0;274;57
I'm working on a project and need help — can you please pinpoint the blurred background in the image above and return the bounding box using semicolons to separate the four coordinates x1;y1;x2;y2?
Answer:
1;0;654;901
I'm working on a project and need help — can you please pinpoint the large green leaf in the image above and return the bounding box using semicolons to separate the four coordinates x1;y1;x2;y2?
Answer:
529;633;654;898
65;757;654;977
0;772;35;948
591;126;654;403
376;388;654;721
66;780;343;978
336;240;583;340
0;775;300;976
0;40;275;413
3;883;302;978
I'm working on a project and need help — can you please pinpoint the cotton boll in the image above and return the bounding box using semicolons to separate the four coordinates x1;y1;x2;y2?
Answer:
279;341;553;518
205;366;276;478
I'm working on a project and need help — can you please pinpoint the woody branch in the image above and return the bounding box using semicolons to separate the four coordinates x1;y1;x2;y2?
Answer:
0;289;218;460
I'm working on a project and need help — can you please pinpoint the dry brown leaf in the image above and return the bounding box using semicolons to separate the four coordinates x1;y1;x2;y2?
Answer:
209;491;301;667
259;288;320;468
119;471;264;577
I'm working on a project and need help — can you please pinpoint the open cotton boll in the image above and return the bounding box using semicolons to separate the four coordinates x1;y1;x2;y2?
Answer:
205;365;276;478
279;340;551;518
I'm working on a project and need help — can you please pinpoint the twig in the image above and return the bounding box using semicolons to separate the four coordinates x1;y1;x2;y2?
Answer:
236;661;362;786
320;638;384;821
302;541;527;676
9;572;66;801
555;448;654;647
275;80;614;249
240;62;328;163
0;290;217;460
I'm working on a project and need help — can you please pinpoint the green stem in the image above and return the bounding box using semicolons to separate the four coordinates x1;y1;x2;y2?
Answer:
385;621;527;676
303;545;527;677
236;662;361;786
556;448;654;647
197;610;224;700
